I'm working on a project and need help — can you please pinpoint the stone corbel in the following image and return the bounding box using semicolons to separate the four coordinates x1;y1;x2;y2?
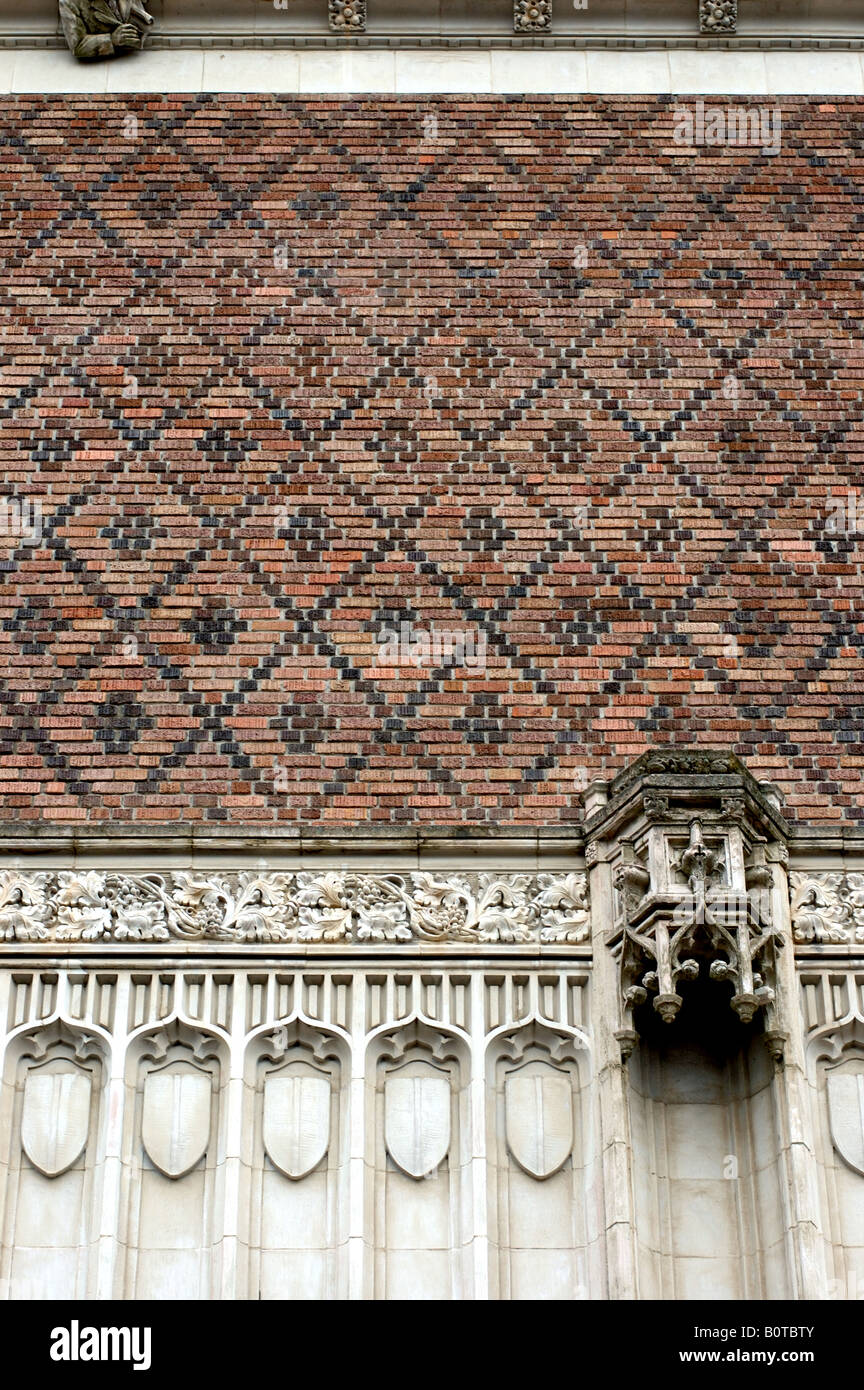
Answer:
618;822;782;1045
699;0;737;34
585;750;790;1061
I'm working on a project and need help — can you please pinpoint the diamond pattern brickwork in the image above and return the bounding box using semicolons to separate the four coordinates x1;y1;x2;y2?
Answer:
0;96;862;825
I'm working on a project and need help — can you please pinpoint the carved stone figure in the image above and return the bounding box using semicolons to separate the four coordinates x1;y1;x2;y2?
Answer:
59;0;153;62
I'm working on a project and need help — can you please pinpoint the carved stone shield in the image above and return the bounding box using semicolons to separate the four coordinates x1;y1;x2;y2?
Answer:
21;1070;92;1178
827;1071;864;1177
505;1072;573;1179
385;1075;450;1179
263;1074;330;1179
142;1070;211;1179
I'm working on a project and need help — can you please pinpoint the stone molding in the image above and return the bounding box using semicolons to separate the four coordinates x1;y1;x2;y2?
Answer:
0;823;583;856
6;36;864;49
16;0;859;49
0;868;590;946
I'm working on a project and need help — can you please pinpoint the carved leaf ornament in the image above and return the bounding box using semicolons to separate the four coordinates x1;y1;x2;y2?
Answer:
0;869;590;946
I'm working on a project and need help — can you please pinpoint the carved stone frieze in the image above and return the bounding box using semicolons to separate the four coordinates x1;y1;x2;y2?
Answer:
0;868;589;946
699;0;736;34
790;873;864;945
618;749;737;783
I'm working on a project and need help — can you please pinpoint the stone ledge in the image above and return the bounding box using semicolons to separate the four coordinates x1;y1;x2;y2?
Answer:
1;821;864;856
4;35;864;49
1;45;863;93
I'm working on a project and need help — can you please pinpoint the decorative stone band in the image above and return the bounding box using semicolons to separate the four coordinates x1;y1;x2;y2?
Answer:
0;869;589;946
55;0;742;55
790;873;864;945
5;864;864;951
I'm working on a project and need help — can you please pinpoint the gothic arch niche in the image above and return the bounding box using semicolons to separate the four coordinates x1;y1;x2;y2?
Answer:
627;977;789;1300
0;1021;105;1300
808;1016;864;1300
487;1021;597;1301
244;1021;349;1301
122;1020;225;1300
369;1019;468;1300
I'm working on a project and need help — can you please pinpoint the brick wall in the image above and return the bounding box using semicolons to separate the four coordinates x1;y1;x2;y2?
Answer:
1;95;862;824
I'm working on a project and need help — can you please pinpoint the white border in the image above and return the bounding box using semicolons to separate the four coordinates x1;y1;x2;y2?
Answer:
2;46;863;94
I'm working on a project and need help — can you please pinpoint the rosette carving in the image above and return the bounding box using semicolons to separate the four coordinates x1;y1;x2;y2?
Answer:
514;0;551;32
699;0;736;34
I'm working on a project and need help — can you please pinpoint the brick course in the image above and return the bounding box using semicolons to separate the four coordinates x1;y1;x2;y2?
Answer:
0;95;862;824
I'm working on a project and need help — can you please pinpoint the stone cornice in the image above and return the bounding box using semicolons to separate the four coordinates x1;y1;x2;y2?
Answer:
585;754;791;852
6;36;864;48
0;823;583;862
1;820;863;867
